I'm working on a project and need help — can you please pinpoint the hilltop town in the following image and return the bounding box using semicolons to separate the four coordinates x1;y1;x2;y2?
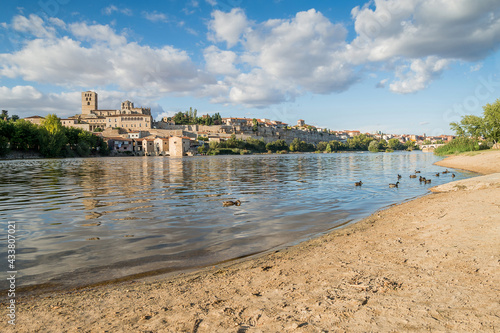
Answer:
22;91;454;156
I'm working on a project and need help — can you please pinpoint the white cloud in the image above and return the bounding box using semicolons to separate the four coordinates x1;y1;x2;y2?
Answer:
4;2;500;112
205;8;357;106
203;46;238;76
102;5;132;16
470;63;483;72
208;8;248;48
12;14;57;39
389;56;450;94
226;69;299;107
350;0;500;62
142;11;168;23
0;86;80;117
376;78;389;88
69;22;127;46
0;18;214;99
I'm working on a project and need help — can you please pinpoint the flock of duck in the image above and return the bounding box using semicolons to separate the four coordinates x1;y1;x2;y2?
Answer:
223;169;457;206
355;169;455;188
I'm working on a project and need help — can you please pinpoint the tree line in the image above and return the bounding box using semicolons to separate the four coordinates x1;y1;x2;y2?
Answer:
435;99;500;155
0;113;108;158
200;134;416;155
168;108;223;126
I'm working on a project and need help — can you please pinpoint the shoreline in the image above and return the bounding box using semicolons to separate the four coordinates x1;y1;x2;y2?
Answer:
3;150;499;332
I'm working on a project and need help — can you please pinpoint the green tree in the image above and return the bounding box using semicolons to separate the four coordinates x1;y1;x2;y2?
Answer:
266;139;288;152
368;140;379;152
11;119;39;151
347;134;372;150
483;99;500;144
245;137;266;152
252;118;258;132
450;114;485;139
0;118;15;140
378;139;388;150
39;114;67;157
387;138;403;150
405;140;416;151
1;110;8;120
328;140;345;151
316;141;328;151
213;113;222;125
0;135;8;156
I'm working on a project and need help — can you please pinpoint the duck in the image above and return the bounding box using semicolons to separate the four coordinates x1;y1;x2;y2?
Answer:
389;181;399;188
415;170;421;173
397;174;402;179
435;173;440;177
409;174;417;178
425;179;432;184
223;200;241;207
355;181;363;186
419;176;426;182
442;169;449;174
451;173;455;178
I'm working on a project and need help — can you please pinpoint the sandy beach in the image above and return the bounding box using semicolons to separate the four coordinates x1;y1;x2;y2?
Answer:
3;150;500;332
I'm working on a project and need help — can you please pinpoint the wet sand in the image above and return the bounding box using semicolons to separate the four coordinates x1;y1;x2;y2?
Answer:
2;150;500;332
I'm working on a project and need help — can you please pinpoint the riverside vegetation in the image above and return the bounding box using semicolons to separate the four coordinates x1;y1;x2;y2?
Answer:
200;134;417;155
434;98;500;155
0;112;108;158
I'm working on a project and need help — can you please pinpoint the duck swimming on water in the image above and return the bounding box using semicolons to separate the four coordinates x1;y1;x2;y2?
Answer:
223;200;241;207
355;181;363;186
389;181;399;188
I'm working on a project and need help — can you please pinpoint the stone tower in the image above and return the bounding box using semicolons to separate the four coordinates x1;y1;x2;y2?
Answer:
82;91;98;115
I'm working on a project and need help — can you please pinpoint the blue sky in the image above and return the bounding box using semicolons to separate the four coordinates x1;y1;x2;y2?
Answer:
1;0;500;135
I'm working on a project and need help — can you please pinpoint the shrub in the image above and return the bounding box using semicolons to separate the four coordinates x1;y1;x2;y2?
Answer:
434;137;484;155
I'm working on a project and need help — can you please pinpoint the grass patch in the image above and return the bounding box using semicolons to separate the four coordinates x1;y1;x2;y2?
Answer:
434;137;488;156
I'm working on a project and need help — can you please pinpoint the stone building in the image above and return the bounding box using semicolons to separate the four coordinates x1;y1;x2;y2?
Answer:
68;91;153;131
24;115;44;125
169;136;191;157
142;138;155;155
154;137;169;155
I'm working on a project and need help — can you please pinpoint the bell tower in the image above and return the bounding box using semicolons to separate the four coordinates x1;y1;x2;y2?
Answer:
82;91;98;115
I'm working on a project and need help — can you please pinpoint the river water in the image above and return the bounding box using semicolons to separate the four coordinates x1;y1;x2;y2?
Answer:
0;152;474;292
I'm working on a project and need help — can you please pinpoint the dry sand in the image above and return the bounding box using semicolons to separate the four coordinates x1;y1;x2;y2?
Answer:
2;151;500;332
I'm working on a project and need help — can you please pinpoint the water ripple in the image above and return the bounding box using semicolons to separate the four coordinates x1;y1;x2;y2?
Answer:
0;152;475;291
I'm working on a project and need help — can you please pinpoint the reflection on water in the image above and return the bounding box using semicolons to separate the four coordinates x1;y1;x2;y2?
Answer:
0;152;474;291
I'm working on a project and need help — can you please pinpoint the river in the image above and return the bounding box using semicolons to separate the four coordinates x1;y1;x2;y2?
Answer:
0;152;474;292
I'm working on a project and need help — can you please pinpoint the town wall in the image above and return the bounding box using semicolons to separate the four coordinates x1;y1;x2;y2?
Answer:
153;123;339;144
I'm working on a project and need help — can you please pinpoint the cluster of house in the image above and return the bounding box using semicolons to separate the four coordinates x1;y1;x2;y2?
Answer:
25;91;195;156
23;90;454;156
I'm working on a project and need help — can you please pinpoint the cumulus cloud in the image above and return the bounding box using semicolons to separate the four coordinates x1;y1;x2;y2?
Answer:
69;22;127;45
389;56;450;94
208;8;248;47
0;86;80;117
348;0;500;93
0;16;214;99
11;14;57;39
4;1;500;113
203;46;239;76
204;8;358;106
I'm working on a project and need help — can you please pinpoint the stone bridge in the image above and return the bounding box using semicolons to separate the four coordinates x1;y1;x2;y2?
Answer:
420;144;445;152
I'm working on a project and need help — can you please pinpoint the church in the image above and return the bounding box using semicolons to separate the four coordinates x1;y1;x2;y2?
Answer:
62;91;153;131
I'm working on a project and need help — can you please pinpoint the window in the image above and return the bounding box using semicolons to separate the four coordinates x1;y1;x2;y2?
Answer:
87;102;90;105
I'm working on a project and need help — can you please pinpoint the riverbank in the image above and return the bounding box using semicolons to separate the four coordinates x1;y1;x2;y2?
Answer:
3;151;499;332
